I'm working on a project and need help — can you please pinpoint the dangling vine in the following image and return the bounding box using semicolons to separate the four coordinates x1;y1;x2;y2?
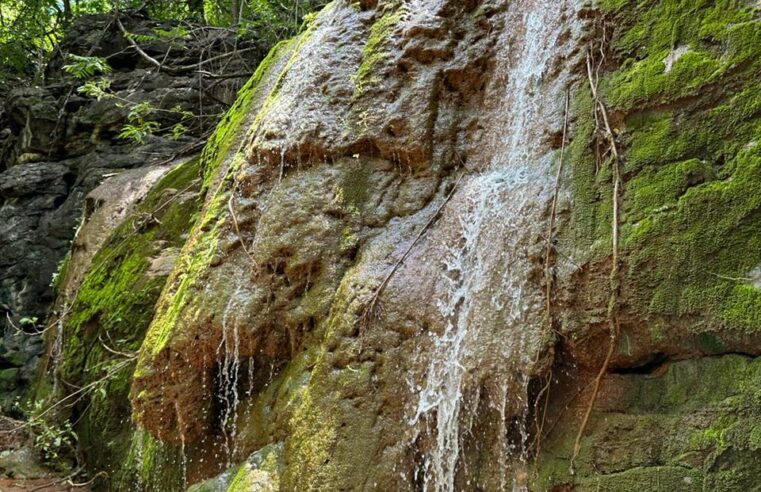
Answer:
532;88;570;460
569;30;623;474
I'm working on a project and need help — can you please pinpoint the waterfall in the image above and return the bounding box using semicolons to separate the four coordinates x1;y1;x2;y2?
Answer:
410;2;583;490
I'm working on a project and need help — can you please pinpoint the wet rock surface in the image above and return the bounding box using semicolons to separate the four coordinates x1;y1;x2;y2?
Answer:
128;0;586;489
18;0;761;490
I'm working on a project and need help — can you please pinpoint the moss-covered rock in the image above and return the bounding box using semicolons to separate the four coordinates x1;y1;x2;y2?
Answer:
27;1;761;490
561;0;761;362
543;0;761;487
188;443;282;492
533;355;761;490
32;156;203;488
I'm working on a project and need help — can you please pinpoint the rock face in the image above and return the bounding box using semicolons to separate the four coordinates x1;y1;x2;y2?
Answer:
128;0;585;489
31;0;761;491
0;12;258;410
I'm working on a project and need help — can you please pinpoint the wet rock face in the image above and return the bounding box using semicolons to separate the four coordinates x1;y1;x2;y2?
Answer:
33;0;761;490
0;12;258;407
130;0;585;489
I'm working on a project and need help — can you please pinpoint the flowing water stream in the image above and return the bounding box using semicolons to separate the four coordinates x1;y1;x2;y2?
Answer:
410;1;583;490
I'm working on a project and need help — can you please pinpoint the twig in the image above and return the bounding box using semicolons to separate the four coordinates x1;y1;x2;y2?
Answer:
2;358;135;435
67;470;109;488
359;173;464;334
532;373;553;455
26;467;84;492
710;272;751;282
116;16;172;73
116;16;258;75
98;334;138;358
6;303;73;337
24;469;106;492
194;70;251;79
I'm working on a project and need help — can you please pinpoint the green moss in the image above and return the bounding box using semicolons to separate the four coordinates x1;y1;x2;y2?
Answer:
627;146;761;330
352;7;402;96
135;191;226;361
533;355;761;490
49;157;202;484
225;444;281;492
721;283;761;332
564;88;615;259
276;257;387;491
51;251;71;293
604;48;723;110
565;0;761;342
598;0;761;110
625;158;714;222
201;37;300;191
115;428;183;492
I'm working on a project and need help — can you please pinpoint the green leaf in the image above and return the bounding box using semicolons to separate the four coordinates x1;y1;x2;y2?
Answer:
63;55;112;79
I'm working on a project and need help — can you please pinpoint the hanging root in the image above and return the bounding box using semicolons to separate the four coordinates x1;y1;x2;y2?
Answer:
533;88;571;459
569;45;623;475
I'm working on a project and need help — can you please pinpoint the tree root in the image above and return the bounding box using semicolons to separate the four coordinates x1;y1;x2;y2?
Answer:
569;45;623;475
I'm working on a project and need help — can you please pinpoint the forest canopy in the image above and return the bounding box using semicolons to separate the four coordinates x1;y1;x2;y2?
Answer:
0;0;328;82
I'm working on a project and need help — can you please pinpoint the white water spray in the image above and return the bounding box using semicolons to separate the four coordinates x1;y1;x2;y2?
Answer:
218;284;245;464
410;2;583;490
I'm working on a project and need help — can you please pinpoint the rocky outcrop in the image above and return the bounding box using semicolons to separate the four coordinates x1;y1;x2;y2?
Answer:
129;0;586;489
30;0;761;490
0;11;259;409
32;155;203;488
535;1;761;488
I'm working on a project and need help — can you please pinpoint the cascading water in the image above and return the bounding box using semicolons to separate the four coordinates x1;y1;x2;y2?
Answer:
218;284;245;464
410;1;583;490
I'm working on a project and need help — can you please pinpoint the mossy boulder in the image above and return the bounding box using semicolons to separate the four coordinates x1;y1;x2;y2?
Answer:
26;0;761;490
544;0;761;487
560;0;761;364
32;156;203;488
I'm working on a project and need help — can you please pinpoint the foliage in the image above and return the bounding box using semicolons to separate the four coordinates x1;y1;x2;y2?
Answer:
119;121;161;144
63;54;112;79
77;69;192;143
223;0;331;45
0;0;329;85
27;399;78;465
78;77;112;100
19;316;39;328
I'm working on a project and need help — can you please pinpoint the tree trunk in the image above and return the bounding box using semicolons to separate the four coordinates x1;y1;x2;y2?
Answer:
231;0;240;25
62;0;73;23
